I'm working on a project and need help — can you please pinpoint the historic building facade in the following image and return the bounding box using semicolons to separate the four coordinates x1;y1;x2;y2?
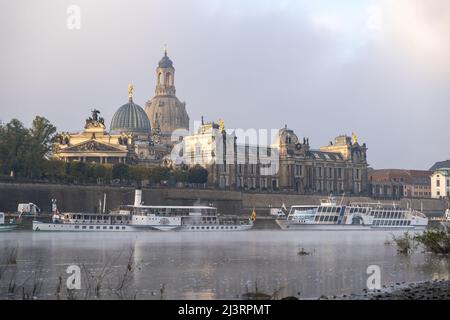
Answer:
53;84;168;166
53;109;135;164
53;50;371;195
431;168;450;199
179;121;369;195
369;169;432;199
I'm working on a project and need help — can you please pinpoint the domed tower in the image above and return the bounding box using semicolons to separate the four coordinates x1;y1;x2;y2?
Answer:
144;49;190;146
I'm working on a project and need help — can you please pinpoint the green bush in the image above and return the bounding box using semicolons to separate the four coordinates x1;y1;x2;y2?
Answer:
414;229;450;254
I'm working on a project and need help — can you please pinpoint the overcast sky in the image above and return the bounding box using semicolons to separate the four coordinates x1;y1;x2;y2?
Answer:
1;0;449;169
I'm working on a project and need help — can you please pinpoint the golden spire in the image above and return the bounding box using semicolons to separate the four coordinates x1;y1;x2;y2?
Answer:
128;82;134;99
219;119;225;132
164;43;167;56
352;132;358;144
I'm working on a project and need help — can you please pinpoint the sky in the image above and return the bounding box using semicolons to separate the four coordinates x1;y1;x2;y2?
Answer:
1;0;449;170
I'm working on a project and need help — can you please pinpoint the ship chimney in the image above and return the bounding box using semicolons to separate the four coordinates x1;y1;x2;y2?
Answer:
134;189;142;206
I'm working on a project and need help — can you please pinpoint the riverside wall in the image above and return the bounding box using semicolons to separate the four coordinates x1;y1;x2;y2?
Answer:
0;182;447;217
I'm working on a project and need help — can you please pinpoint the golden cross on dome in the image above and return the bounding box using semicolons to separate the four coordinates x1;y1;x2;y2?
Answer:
128;82;134;99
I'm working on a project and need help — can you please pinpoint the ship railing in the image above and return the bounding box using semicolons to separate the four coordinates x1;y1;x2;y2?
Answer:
350;202;402;209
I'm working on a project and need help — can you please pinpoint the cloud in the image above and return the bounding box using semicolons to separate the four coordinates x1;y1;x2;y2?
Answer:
379;0;450;74
0;0;449;170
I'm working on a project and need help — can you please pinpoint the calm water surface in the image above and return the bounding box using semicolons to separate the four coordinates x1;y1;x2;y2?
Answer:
0;230;449;299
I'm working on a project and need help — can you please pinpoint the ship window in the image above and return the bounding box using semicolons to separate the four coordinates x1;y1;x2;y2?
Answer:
82;226;86;229
96;226;100;229
75;226;79;229
122;227;125;230
109;226;113;229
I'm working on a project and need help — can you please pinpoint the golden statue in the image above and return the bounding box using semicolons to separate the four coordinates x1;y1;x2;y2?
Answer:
219;119;225;132
352;132;358;144
128;83;134;99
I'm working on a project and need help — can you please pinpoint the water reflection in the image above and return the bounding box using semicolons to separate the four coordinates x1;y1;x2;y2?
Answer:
0;231;444;299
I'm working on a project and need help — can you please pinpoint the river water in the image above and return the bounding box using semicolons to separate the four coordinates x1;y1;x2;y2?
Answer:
0;230;449;300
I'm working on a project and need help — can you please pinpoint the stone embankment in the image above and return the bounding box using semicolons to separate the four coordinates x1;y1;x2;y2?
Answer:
0;182;447;218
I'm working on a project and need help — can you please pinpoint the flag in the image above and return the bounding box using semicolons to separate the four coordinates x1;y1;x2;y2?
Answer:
282;203;287;212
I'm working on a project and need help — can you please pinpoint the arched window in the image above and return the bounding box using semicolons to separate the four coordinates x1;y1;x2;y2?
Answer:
158;72;163;85
165;72;171;86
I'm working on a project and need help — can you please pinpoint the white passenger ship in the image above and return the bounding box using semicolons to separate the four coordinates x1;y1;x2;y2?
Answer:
33;190;253;232
275;198;428;231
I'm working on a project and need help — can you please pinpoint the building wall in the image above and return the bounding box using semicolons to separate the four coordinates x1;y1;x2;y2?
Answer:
369;169;432;199
181;124;369;195
431;171;450;199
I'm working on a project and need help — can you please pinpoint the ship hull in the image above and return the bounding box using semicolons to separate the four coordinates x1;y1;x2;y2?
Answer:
180;224;253;232
275;220;426;231
0;224;17;232
33;221;142;232
32;221;253;232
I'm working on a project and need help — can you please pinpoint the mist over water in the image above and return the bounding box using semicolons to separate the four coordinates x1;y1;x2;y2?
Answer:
0;231;448;299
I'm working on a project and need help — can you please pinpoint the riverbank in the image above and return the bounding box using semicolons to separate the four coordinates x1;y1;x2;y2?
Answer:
321;279;450;300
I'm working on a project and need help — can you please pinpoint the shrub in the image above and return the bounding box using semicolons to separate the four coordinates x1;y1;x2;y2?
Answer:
414;229;450;254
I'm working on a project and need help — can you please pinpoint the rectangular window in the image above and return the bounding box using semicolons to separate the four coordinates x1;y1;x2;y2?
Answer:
437;180;440;187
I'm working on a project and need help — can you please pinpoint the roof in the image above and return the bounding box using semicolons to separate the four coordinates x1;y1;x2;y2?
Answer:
369;169;432;185
308;150;344;161
433;168;450;176
158;51;174;68
110;98;151;134
430;160;450;171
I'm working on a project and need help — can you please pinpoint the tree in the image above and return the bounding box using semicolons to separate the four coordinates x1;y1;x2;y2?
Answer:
42;159;66;182
26;116;57;178
113;163;129;182
188;165;208;184
67;161;88;183
0;119;31;177
172;168;188;183
30;116;57;157
0;116;56;179
128;165;148;184
150;166;171;183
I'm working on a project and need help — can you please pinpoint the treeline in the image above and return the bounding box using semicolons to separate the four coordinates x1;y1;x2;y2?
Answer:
41;161;208;185
0;117;208;186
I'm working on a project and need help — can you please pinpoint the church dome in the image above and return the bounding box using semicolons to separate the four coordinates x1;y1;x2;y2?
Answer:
158;51;173;68
110;98;151;134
